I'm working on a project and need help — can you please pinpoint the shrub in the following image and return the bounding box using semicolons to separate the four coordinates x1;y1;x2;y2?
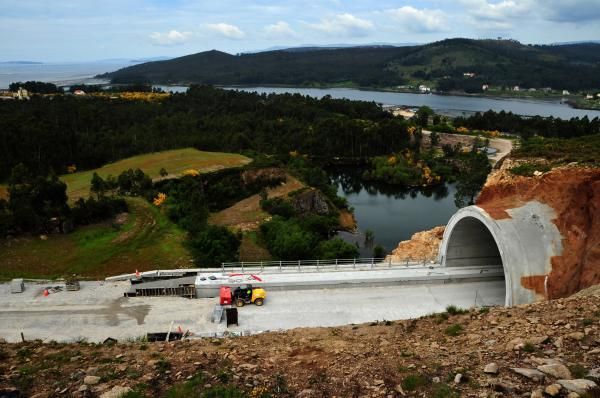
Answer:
445;324;464;336
522;342;536;353
446;305;468;315
569;364;588;379
71;196;128;226
401;374;427;391
432;383;460;398
260;197;295;218
509;163;551;177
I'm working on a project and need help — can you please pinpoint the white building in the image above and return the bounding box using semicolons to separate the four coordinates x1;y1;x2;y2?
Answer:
15;87;29;100
562;90;570;96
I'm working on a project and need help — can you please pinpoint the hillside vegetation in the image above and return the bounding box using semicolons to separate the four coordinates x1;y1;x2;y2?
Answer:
0;198;191;280
63;149;249;200
102;39;600;91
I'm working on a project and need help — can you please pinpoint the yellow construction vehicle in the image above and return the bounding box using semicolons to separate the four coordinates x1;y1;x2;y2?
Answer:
232;284;266;307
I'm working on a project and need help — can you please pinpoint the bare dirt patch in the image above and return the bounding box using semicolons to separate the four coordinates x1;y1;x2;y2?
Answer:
209;174;304;232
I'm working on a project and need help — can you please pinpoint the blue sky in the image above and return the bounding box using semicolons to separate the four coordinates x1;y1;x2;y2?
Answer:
1;0;600;62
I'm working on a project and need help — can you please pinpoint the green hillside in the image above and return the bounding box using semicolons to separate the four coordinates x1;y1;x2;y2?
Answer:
101;39;600;92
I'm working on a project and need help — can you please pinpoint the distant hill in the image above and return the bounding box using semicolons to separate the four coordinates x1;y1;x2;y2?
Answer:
0;61;43;65
101;39;600;91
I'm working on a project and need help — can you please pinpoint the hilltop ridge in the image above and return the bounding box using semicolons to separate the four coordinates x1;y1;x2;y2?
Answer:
100;38;600;92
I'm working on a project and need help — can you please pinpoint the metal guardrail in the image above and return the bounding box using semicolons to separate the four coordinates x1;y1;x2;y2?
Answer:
221;257;431;273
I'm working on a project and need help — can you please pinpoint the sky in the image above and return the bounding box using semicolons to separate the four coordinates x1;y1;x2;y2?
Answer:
1;0;600;62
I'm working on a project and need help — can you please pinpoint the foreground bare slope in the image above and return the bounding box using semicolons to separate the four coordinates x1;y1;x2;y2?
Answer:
1;286;599;397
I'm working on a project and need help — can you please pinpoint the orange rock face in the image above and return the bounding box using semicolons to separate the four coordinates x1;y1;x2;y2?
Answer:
386;226;445;263
476;164;600;299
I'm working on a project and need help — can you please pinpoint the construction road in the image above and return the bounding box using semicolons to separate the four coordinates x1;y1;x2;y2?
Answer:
0;280;505;343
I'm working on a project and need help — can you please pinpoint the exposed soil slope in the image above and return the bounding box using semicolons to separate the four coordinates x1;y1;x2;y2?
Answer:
476;161;600;300
387;160;600;301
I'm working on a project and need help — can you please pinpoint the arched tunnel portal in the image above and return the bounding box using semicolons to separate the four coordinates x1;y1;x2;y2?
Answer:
438;203;562;307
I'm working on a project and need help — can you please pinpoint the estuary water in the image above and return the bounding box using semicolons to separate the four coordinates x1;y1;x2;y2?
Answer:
225;86;600;119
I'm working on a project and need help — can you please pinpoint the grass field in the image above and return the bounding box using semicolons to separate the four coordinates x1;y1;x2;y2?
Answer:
0;198;192;280
0;148;251;201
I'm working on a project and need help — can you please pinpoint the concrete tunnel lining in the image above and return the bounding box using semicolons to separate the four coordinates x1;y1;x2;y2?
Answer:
439;202;563;307
439;208;512;307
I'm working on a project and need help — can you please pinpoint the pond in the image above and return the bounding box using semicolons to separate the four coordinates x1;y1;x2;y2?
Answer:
329;167;459;257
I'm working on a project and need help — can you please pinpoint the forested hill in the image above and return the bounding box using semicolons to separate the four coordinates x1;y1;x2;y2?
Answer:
101;39;600;91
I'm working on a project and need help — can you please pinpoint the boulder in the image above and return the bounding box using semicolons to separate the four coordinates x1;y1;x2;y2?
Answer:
544;384;561;397
557;379;597;395
484;363;499;374
512;368;545;381
83;375;101;385
99;386;133;398
537;364;572;379
530;389;543;398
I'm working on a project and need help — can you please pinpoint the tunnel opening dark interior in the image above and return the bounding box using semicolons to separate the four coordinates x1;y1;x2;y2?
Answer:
445;217;503;267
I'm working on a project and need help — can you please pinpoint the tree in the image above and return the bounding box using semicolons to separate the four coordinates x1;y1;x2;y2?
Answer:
430;131;440;147
317;238;359;259
188;225;241;266
159;168;168;177
364;229;375;248
415;106;434;127
454;153;491;207
373;244;386;258
7;165;69;233
90;172;106;198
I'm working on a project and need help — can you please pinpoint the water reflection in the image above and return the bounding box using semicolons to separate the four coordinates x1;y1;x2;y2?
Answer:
328;167;458;257
330;167;451;200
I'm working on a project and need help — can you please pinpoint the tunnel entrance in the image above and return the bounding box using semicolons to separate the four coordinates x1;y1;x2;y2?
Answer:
444;217;502;267
441;214;508;306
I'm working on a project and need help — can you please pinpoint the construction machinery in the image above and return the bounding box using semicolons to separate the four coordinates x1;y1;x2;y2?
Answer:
232;284;266;307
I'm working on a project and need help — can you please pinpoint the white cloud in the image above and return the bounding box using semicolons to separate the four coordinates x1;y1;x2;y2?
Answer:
386;6;448;33
464;0;531;22
263;21;297;39
206;23;246;39
307;13;374;37
149;30;192;46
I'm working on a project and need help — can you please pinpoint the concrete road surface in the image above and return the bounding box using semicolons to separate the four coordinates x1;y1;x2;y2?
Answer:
0;280;505;342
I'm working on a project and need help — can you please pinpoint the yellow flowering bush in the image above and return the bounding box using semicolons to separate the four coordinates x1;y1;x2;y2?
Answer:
183;169;200;177
153;192;167;207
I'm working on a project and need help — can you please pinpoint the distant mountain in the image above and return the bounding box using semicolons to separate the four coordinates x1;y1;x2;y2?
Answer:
0;61;43;65
101;38;600;91
129;56;172;63
244;43;420;53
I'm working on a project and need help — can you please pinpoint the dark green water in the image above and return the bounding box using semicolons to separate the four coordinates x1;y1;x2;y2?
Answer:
329;167;459;257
